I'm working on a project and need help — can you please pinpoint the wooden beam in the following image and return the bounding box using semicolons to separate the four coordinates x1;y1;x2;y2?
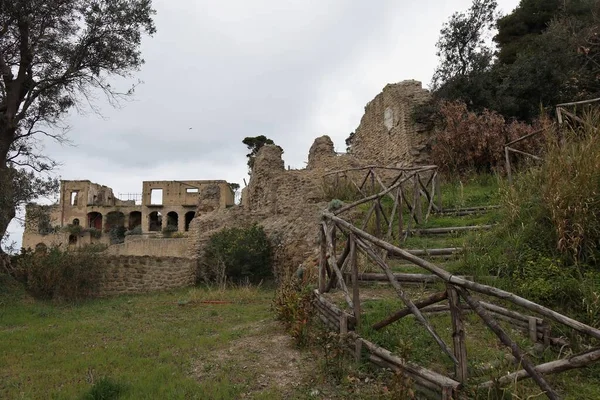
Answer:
322;222;353;309
448;285;468;382
373;290;448;330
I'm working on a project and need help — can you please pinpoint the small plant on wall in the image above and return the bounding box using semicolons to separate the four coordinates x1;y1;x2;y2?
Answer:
162;225;178;238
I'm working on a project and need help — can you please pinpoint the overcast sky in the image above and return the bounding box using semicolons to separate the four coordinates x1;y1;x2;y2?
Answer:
5;0;521;251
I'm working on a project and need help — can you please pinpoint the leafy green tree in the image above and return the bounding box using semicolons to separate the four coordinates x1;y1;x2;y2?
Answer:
431;0;498;91
0;0;156;264
242;135;276;170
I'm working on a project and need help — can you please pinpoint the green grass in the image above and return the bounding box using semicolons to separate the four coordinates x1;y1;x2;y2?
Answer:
0;284;290;400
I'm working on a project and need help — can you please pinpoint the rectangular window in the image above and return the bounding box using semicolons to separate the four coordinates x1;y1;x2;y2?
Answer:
70;191;79;206
150;189;163;205
186;188;199;193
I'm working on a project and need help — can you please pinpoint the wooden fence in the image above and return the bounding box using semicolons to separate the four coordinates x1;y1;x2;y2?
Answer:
314;212;600;399
323;165;440;242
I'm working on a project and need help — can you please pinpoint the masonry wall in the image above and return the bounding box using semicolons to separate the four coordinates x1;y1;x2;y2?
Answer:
350;80;431;166
98;256;196;296
104;237;190;258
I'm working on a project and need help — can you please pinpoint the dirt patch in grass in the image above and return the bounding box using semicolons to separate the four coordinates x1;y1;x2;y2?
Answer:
192;319;310;397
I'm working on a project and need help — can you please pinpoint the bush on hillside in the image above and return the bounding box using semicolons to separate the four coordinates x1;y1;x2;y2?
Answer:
14;246;103;301
202;224;273;284
461;113;600;324
431;100;550;174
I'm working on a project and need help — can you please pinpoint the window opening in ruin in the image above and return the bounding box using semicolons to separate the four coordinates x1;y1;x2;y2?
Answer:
149;211;162;231
186;188;199;193
150;189;163;205
105;211;125;233
166;211;178;230
87;212;103;230
184;211;195;231
68;234;77;245
70;191;79;206
72;218;80;226
128;211;142;230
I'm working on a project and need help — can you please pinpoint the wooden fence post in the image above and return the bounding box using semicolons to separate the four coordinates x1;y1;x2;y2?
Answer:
505;146;512;185
448;285;468;383
318;224;327;293
350;234;360;328
413;176;422;224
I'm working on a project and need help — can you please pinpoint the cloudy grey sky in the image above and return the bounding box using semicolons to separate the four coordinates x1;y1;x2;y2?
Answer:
5;0;520;250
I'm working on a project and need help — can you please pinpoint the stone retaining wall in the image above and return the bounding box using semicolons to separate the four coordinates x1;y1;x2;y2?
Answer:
98;256;196;296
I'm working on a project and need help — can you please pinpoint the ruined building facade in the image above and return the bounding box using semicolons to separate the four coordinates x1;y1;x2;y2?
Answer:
22;179;234;253
348;80;431;166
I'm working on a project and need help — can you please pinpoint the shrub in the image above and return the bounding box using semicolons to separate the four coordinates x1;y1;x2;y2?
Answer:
125;225;142;236
87;228;102;239
81;377;126;400
431;100;549;174
109;226;126;244
162;224;178;237
202;224;273;284
272;271;315;347
461;113;600;323
15;246;103;300
171;232;185;239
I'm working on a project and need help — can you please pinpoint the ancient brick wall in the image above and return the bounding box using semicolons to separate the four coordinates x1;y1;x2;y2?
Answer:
350;80;431;166
103;236;190;258
98;256;196;296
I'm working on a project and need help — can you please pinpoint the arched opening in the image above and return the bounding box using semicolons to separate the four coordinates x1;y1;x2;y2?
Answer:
149;211;162;232
128;211;142;230
35;243;47;253
185;211;195;232
87;212;103;230
166;211;178;231
105;211;125;233
72;218;80;226
68;234;77;245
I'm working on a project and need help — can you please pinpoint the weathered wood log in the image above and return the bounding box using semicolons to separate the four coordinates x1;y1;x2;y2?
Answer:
456;287;560;400
350;234;360;327
480;301;543;325
506;146;543;161
479;348;600;389
354;237;458;365
318;224;327;293
367;355;441;397
373;290;448;330
324;237;351;292
405;248;462;256
350;332;461;391
505;127;546;146
322;222;353;309
409;225;494;235
325;212;600;341
448;285;468;383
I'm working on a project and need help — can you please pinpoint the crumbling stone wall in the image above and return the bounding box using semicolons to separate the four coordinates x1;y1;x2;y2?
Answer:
190;137;365;278
98;256;196;296
349;80;432;166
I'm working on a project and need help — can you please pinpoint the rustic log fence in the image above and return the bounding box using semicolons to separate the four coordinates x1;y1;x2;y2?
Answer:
323;165;441;242
313;211;600;399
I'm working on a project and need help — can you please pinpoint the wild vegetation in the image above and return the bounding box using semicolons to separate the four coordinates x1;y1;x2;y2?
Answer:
202;224;274;285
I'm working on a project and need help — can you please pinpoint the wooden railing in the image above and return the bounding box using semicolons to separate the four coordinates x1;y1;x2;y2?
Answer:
323;165;440;242
315;212;600;399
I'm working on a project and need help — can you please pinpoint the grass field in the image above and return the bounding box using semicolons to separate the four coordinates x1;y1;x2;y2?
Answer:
0;282;309;400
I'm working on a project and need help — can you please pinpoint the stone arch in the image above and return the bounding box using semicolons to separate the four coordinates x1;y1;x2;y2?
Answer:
166;211;178;230
72;218;80;226
105;211;125;233
68;234;77;245
184;211;195;232
35;243;47;253
128;211;142;230
148;211;162;232
87;212;103;230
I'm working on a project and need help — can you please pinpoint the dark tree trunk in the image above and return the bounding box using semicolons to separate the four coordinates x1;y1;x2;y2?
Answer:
0;129;17;272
